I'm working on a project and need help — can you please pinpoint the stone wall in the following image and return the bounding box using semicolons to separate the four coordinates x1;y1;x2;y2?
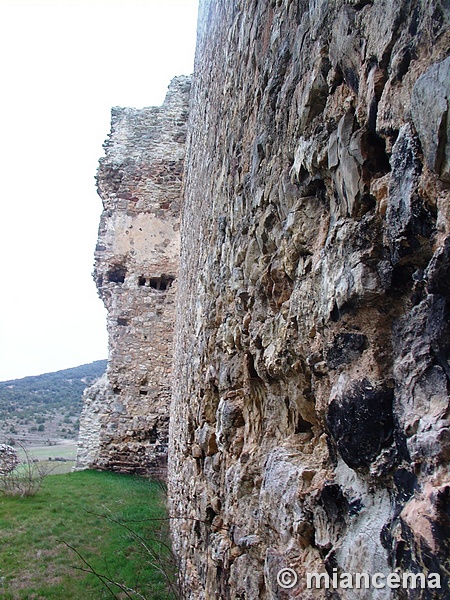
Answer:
169;1;450;598
76;76;191;477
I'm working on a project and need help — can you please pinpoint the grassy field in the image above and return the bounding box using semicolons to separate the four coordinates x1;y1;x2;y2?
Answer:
0;470;177;600
22;444;77;462
18;444;78;475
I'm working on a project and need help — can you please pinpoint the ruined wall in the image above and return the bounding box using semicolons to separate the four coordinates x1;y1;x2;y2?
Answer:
169;1;450;597
76;76;191;477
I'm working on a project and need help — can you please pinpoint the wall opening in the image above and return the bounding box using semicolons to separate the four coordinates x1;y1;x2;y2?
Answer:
138;274;175;291
108;266;126;284
150;274;175;291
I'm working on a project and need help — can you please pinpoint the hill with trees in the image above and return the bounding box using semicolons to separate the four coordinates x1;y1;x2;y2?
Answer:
0;360;107;446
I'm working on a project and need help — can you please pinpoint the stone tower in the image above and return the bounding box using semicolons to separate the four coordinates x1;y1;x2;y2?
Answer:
76;76;191;477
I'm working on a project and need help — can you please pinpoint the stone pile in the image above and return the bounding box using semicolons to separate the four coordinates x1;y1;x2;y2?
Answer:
0;444;19;475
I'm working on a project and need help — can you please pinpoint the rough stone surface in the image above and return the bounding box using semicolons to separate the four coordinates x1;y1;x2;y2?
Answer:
169;1;450;598
76;76;191;477
0;444;19;475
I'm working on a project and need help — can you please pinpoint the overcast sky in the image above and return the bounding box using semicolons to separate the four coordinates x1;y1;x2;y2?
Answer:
0;0;198;381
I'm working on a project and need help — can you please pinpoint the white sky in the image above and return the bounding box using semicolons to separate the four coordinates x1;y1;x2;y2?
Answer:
0;0;198;381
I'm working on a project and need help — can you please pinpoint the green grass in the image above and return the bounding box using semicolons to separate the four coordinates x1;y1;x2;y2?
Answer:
18;444;78;475
22;445;77;462
36;461;75;475
0;470;177;600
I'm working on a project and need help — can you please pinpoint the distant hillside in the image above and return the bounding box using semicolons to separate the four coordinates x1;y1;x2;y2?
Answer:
0;360;107;446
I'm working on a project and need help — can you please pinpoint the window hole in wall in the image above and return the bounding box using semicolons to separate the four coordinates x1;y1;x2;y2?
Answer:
139;378;148;396
108;266;126;284
152;274;175;290
138;274;175;291
148;425;158;443
117;317;128;326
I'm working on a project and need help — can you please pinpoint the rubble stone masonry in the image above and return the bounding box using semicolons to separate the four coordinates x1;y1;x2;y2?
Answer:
76;76;191;477
169;1;450;598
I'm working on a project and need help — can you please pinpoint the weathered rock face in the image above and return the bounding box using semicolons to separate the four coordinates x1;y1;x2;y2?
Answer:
76;76;190;477
169;1;450;598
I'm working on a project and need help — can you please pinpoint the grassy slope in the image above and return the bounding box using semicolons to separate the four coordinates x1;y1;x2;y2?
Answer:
0;471;175;600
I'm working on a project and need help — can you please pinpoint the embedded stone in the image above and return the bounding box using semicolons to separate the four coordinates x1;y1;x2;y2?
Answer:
327;379;394;469
411;56;450;182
